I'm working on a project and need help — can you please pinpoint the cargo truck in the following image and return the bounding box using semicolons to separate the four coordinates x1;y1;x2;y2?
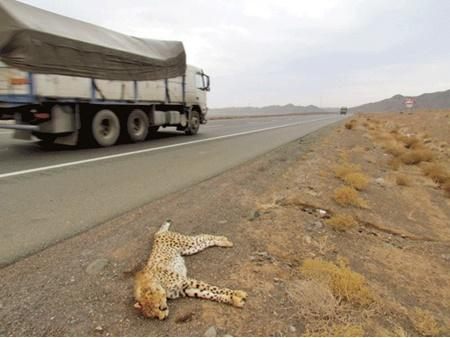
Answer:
0;0;210;147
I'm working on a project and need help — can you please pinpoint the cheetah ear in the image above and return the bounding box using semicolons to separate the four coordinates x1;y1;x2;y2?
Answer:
134;302;142;309
158;220;172;233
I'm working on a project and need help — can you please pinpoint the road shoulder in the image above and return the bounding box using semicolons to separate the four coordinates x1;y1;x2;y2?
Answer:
0;122;333;336
1;112;449;336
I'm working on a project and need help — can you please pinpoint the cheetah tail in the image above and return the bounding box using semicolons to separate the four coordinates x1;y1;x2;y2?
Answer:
157;219;172;233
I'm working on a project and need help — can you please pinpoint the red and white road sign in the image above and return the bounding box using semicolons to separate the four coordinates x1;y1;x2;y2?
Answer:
404;98;416;109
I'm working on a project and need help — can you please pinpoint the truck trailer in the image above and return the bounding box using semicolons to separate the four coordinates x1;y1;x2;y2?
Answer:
0;0;210;147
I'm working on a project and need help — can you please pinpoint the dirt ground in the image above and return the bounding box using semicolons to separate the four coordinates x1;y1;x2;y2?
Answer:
1;111;449;336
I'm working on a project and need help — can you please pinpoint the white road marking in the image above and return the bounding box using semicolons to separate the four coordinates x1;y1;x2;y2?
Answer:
0;116;338;179
203;124;225;128
248;120;275;124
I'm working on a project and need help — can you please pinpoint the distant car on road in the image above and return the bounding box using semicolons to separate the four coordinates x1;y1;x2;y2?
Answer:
340;107;348;115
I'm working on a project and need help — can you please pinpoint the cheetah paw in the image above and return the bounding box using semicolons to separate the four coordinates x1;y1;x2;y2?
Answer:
231;290;248;308
217;236;234;248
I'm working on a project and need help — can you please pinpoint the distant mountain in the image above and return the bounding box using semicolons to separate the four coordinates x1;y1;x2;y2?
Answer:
209;88;450;117
209;104;337;117
350;89;450;113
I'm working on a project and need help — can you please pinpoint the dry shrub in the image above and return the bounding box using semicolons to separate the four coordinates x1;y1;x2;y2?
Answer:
443;180;450;197
409;307;441;336
396;174;411;186
301;258;375;306
396;135;421;149
373;131;394;143
286;280;337;320
342;172;370;190
309;324;365;337
382;141;406;157
388;157;402;171
338;150;350;162
389;128;400;135
319;170;328;177
316;235;336;256
400;149;434;165
371;119;381;125
333;186;368;208
345;119;357;130
422;163;450;184
330;324;365;336
334;163;361;180
384;323;409;337
326;213;358;231
410;142;428;151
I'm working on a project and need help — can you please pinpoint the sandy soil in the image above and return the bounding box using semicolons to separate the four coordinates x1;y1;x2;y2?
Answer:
0;111;449;336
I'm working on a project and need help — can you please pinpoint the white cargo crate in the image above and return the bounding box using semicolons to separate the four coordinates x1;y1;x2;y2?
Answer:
34;74;91;99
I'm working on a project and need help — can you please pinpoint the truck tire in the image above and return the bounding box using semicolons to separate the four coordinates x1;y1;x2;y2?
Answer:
127;109;149;142
185;110;200;135
91;109;120;147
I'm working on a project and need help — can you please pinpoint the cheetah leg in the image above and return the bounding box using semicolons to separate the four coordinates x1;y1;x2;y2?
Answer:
183;279;247;308
179;234;233;255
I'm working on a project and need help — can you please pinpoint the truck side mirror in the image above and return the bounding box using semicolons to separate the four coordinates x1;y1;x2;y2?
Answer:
202;74;210;92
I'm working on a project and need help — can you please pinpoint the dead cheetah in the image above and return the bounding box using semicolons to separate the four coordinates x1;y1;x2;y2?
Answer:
134;220;248;320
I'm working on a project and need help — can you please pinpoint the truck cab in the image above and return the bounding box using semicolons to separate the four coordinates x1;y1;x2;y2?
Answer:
185;65;210;121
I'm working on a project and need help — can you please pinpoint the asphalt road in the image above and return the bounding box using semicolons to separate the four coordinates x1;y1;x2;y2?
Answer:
0;114;343;266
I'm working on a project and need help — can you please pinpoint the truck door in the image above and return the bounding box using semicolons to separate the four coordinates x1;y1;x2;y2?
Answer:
168;76;183;103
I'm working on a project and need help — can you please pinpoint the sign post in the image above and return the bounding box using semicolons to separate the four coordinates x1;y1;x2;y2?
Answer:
404;98;416;113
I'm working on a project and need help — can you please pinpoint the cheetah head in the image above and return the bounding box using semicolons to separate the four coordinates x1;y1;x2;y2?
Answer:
134;271;169;320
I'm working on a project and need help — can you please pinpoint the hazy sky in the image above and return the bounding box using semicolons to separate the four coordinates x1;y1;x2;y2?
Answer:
21;0;450;108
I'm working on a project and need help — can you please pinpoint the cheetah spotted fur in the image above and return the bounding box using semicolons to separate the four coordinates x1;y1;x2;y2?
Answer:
134;220;248;319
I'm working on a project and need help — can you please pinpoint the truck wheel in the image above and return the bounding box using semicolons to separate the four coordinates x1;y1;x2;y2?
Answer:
127;109;149;142
185;110;200;135
91;109;120;147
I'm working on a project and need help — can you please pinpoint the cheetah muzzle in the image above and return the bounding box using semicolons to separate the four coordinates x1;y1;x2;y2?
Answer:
134;220;248;320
